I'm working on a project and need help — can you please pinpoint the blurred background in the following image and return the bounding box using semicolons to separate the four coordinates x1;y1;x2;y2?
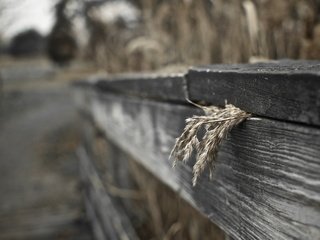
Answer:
0;0;320;239
1;0;320;71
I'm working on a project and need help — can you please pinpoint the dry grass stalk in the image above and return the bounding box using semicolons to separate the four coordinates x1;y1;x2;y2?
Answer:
170;101;251;186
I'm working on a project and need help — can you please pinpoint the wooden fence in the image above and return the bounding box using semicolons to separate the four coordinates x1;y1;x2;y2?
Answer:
74;60;320;240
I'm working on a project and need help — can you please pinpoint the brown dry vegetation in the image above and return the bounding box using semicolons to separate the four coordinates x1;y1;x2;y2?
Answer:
90;0;320;73
90;134;225;240
170;102;251;186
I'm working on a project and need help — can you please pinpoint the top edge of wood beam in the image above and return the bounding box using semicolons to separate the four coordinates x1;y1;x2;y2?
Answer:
93;73;187;102
187;60;320;126
189;60;320;75
73;60;320;126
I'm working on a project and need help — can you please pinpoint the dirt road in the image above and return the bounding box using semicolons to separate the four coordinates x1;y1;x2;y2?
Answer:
0;59;94;240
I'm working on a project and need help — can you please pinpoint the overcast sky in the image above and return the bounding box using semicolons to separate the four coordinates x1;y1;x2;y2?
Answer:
0;0;58;41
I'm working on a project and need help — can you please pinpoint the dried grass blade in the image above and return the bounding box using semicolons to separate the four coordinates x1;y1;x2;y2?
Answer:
170;102;250;186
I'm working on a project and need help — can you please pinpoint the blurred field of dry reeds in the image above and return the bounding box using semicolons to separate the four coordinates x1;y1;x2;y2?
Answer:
91;134;225;240
85;0;320;73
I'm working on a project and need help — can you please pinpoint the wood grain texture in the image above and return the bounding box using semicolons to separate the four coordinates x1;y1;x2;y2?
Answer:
95;73;186;102
78;148;139;240
187;60;320;126
75;60;320;126
83;92;320;240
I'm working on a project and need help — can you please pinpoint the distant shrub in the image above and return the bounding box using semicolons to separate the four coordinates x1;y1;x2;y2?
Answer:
9;29;45;57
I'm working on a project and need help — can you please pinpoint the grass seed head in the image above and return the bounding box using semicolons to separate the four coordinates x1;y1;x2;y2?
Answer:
170;102;250;186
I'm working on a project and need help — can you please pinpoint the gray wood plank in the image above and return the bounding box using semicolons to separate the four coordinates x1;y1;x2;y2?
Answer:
95;73;186;102
85;92;320;240
75;60;320;126
187;60;320;126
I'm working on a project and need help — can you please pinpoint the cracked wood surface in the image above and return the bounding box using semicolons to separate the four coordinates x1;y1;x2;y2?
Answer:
82;60;320;126
74;88;320;240
74;60;320;239
187;60;320;126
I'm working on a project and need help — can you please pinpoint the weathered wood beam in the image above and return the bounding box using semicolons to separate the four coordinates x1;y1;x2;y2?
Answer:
83;60;320;126
78;91;320;240
95;73;186;102
187;60;320;126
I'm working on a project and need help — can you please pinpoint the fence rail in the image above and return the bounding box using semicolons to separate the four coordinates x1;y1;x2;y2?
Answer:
74;60;320;240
